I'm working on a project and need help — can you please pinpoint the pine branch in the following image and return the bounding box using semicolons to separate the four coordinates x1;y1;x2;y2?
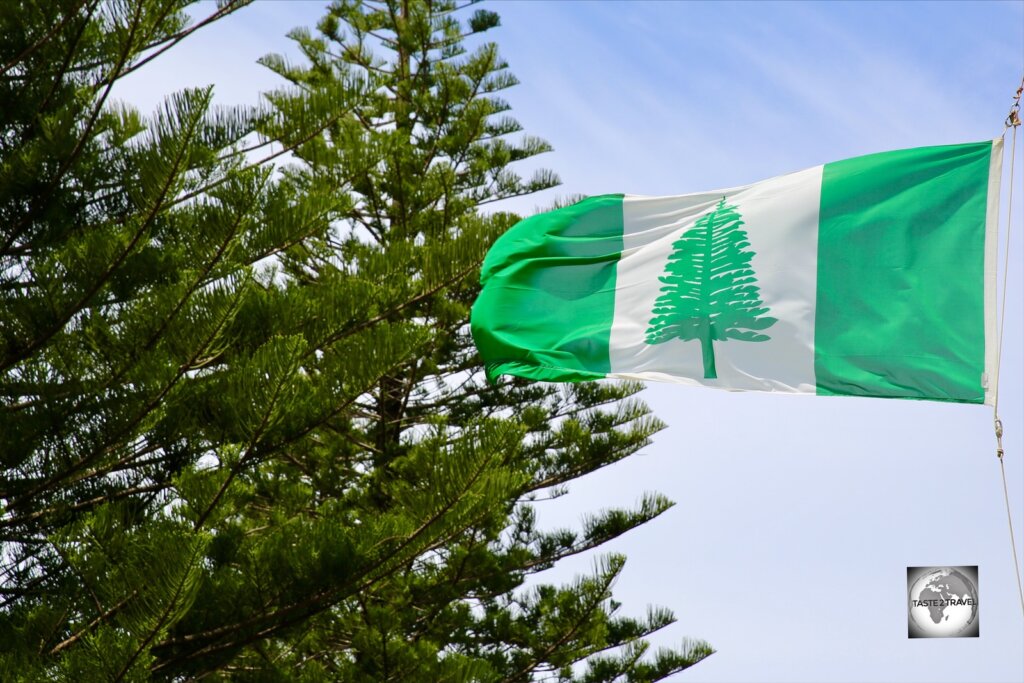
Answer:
154;426;502;672
18;0;102;121
1;0;143;257
113;0;252;84
112;541;202;683
503;558;624;683
1;280;245;520
48;589;139;656
0;0;93;76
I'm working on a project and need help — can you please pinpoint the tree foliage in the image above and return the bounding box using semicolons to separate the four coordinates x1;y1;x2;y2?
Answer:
0;0;712;680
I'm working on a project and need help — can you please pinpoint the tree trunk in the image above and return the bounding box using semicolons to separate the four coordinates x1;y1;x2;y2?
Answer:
698;330;717;379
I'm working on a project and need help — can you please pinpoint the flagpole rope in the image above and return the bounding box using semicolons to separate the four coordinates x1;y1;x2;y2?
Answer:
996;75;1024;618
996;76;1023;416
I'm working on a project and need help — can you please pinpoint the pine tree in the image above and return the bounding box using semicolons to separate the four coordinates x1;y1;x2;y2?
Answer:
200;2;711;680
1;1;713;680
645;197;776;379
0;1;390;678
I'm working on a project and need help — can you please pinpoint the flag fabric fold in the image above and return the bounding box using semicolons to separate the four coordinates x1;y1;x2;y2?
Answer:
471;140;1002;404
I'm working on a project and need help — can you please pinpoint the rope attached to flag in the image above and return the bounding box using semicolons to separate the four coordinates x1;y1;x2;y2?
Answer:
996;75;1024;618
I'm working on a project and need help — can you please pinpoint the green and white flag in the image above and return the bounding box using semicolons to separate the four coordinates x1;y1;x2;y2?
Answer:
471;140;1002;404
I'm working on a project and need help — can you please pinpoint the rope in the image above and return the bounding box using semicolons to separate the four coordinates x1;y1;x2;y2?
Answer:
995;76;1022;415
999;440;1023;616
996;76;1024;617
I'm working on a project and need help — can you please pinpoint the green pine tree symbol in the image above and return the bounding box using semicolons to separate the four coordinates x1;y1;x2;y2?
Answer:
645;197;776;379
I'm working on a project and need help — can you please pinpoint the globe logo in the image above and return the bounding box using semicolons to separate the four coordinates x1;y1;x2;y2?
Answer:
907;566;979;638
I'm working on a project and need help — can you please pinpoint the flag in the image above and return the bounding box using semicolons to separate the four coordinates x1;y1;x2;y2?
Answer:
470;140;1002;404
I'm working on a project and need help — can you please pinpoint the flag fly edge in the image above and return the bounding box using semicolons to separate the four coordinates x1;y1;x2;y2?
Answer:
470;194;625;383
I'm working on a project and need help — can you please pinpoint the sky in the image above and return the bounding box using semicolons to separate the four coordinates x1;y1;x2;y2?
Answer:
118;2;1024;681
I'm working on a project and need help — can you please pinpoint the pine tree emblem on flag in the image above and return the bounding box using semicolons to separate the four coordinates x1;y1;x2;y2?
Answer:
470;140;1002;404
645;197;776;379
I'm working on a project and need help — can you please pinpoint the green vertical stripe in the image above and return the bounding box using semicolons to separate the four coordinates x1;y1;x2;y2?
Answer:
815;141;992;402
471;195;624;382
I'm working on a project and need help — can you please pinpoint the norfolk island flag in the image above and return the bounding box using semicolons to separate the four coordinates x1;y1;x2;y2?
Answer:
470;140;1002;404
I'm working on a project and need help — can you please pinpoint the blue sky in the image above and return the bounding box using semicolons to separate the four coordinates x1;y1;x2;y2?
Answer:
120;2;1024;681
